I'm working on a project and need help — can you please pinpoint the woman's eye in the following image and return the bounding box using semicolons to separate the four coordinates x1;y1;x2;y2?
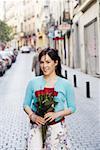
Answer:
40;61;44;64
46;61;50;63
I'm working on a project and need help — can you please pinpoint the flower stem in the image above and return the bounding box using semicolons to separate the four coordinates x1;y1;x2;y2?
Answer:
42;124;47;148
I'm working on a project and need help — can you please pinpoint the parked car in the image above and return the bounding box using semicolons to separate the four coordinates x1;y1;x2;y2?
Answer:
0;56;7;76
9;47;18;57
4;49;16;63
20;46;31;53
0;52;12;69
13;48;18;57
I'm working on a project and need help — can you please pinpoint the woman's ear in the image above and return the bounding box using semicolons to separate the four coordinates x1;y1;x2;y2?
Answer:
55;60;58;67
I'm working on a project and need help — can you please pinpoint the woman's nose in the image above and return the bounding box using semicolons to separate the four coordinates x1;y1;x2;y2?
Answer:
43;62;48;68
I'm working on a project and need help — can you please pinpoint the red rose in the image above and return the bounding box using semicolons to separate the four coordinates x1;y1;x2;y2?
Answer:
44;88;54;94
44;88;58;96
35;90;44;97
40;90;45;95
34;87;58;147
53;91;58;96
35;88;58;97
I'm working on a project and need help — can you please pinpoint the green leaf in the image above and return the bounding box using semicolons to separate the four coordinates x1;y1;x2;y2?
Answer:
0;20;13;43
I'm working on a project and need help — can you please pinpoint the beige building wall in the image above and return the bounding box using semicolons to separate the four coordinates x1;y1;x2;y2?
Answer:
5;0;36;48
79;2;99;73
73;0;100;76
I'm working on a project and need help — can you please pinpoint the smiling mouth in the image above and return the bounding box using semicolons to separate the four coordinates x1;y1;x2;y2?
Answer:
43;70;48;72
43;68;49;72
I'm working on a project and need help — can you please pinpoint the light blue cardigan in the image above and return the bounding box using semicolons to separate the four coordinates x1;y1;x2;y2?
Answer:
23;75;76;119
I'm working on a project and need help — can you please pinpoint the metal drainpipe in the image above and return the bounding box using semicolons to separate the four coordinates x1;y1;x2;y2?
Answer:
66;0;70;66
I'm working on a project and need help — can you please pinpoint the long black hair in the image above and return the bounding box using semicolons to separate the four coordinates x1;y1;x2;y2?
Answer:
39;48;63;77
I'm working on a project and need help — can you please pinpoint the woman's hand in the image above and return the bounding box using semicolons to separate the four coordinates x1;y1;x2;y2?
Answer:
30;114;45;125
44;112;59;123
35;116;45;125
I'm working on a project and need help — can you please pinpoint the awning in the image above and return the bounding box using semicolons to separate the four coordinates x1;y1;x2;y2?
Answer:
53;37;64;40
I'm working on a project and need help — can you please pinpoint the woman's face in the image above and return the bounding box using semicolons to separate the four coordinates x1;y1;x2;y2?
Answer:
40;54;58;76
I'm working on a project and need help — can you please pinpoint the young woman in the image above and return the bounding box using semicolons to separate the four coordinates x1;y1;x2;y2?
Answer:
23;48;76;150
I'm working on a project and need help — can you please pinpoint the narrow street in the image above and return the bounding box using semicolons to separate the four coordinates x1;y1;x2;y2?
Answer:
0;52;34;150
0;52;100;150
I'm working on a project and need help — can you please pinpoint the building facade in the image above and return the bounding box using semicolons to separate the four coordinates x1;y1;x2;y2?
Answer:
3;0;100;76
72;0;100;76
5;0;36;49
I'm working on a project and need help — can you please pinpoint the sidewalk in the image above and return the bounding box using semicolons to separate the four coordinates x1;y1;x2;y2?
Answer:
62;65;100;101
62;65;100;150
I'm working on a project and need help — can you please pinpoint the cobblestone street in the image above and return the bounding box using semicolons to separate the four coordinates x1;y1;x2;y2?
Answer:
62;66;100;150
0;53;100;150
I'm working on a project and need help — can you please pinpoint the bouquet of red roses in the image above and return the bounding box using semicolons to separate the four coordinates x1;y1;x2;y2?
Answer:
33;87;58;147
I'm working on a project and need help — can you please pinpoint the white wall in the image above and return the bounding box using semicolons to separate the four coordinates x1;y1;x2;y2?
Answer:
97;0;100;74
79;2;99;73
